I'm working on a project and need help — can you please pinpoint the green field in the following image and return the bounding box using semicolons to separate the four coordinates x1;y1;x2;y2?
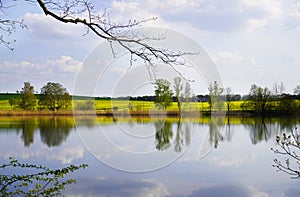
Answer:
3;93;299;114
0;98;243;112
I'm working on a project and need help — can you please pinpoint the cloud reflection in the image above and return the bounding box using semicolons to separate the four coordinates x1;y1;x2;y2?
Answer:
188;184;268;197
65;178;169;197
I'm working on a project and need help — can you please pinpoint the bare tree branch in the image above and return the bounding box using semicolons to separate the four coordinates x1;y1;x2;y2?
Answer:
0;1;27;50
0;0;196;79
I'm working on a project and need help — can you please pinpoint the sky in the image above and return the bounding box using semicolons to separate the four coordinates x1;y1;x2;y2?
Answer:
1;0;300;96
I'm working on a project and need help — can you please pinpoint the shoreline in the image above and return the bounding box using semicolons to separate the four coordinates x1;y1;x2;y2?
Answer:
0;110;298;117
0;110;201;117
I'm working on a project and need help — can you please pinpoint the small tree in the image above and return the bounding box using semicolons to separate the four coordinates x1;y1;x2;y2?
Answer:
19;82;36;110
8;98;17;109
39;82;71;111
154;79;173;109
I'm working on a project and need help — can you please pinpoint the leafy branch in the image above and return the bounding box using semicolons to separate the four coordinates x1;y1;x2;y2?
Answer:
0;157;88;196
271;127;300;179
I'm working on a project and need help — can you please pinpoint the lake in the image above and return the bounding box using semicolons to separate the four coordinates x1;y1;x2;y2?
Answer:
0;115;300;196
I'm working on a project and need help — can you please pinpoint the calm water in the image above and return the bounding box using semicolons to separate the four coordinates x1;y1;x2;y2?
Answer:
1;116;300;196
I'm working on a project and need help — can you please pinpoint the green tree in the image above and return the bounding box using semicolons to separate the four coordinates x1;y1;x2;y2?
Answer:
19;82;36;110
154;79;173;109
8;98;18;109
208;81;224;112
39;82;71;111
173;77;183;111
244;84;272;114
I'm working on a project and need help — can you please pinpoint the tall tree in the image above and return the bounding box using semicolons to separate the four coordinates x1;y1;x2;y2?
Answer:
20;82;36;110
272;82;285;96
173;77;183;111
184;81;191;103
39;82;71;111
154;79;173;109
208;81;224;112
225;87;233;112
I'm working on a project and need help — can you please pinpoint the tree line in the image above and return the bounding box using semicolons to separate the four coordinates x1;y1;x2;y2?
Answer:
153;79;300;115
9;82;71;111
5;80;300;115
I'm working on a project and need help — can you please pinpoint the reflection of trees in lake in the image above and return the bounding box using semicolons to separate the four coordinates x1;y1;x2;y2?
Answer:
174;119;183;152
155;119;191;152
155;120;173;151
16;117;74;147
174;118;191;152
209;116;225;148
39;118;74;147
242;117;298;144
18;118;37;147
248;117;270;144
225;116;232;141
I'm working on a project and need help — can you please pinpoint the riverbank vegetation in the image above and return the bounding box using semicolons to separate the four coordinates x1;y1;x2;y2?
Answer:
1;80;300;116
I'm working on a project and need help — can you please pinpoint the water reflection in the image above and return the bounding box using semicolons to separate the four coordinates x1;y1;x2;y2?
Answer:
39;118;73;147
209;116;225;148
0;116;299;150
1;117;75;147
154;118;192;152
18;118;36;147
1;116;300;196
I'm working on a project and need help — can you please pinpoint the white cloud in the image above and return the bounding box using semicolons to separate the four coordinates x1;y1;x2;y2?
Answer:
46;147;85;164
210;156;245;168
24;13;86;40
0;142;85;164
0;56;81;93
140;0;283;32
243;0;283;31
1;56;81;74
108;0;165;27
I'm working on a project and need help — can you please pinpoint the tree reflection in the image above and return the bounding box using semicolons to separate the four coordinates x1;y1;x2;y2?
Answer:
39;118;74;147
225;116;232;141
209;116;225;148
174;119;183;152
155;120;173;151
154;118;192;152
18;118;37;147
242;117;271;144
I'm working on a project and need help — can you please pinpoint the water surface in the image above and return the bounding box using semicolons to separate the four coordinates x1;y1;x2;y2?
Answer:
0;116;299;196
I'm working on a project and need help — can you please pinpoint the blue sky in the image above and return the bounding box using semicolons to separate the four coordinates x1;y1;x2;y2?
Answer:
1;0;300;95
